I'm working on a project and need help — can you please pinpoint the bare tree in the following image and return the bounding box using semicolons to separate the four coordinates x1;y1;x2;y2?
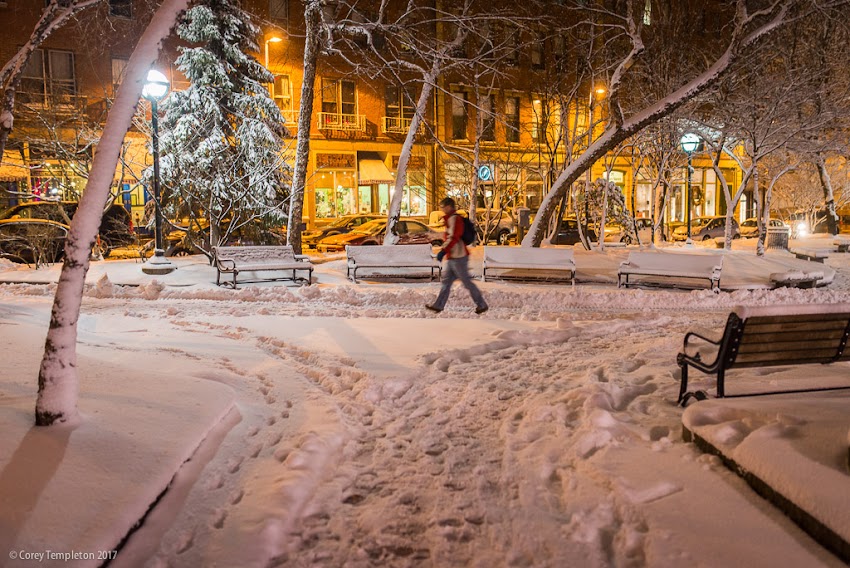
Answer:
523;0;850;247
0;0;106;165
36;0;191;427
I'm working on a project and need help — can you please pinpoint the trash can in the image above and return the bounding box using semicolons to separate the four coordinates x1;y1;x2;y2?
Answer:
766;226;791;250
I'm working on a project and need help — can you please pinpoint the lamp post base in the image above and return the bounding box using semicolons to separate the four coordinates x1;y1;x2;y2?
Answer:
683;238;695;248
142;250;176;275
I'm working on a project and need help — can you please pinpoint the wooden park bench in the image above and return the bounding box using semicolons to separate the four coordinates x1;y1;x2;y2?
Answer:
346;244;441;283
676;304;850;405
481;246;576;284
213;245;313;288
769;270;824;289
618;251;723;292
790;247;830;263
834;235;850;253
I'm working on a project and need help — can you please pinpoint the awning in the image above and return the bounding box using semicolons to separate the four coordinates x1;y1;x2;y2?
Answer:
358;153;394;185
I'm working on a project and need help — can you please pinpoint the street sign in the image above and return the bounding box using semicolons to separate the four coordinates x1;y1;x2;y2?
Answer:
477;165;493;182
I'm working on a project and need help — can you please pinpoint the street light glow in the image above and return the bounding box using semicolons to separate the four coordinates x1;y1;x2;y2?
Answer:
267;36;283;43
680;132;700;154
142;69;170;101
595;87;606;95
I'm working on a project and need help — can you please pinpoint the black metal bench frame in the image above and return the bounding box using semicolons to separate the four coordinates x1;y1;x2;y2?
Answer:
677;310;850;405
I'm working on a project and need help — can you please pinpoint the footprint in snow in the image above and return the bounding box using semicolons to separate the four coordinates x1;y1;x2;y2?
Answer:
211;509;227;529
227;457;243;473
230;489;244;505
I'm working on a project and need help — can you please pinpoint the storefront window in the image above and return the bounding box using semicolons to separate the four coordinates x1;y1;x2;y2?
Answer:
335;172;356;215
378;184;391;214
315;187;334;218
315;170;355;218
403;172;427;216
358;186;372;213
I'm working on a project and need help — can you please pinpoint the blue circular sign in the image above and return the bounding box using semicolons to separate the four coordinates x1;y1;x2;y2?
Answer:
478;165;493;182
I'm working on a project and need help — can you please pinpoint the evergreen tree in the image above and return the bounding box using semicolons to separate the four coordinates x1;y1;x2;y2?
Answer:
153;0;290;254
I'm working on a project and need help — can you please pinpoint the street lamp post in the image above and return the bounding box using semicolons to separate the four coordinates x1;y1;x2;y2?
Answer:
141;69;175;275
680;133;699;247
264;36;283;95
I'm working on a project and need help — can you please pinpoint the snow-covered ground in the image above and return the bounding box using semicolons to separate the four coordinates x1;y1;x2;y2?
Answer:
2;240;850;567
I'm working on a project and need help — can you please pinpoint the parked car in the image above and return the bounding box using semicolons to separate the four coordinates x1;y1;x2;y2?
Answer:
672;216;739;242
301;214;383;249
550;218;597;246
316;218;443;252
0;201;135;256
603;218;654;244
0;218;69;264
431;209;516;245
739;217;788;239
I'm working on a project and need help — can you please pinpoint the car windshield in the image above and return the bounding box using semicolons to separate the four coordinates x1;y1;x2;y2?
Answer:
326;216;356;229
741;219;757;227
354;219;386;235
691;218;713;227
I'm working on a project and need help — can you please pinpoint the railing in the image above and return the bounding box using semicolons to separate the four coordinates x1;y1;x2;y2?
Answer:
382;116;423;134
17;91;87;113
317;112;366;132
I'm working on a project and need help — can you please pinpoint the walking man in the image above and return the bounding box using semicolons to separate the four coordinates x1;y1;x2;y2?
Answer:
426;197;489;314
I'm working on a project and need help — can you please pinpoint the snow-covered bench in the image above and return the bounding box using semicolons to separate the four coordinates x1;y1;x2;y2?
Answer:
481;246;576;284
213;245;313;288
676;303;850;405
618;251;723;292
346;244;440;283
769;270;824;289
834;235;850;253
791;247;830;263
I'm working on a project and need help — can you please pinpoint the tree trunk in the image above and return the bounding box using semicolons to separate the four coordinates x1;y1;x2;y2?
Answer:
385;73;435;245
35;0;189;427
286;1;321;254
816;154;839;235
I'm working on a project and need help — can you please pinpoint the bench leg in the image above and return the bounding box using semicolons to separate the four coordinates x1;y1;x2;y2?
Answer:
216;269;221;286
716;368;725;398
678;362;689;405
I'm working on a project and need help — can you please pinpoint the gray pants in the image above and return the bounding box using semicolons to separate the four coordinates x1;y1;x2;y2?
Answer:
432;255;487;310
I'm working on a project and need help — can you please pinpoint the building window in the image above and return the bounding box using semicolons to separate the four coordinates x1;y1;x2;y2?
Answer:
531;34;545;70
315;170;356;218
531;99;544;143
111;58;127;95
269;0;288;26
273;74;292;111
503;24;520;65
505;97;520;143
384;85;415;133
481;94;495;142
20;49;77;106
385;85;414;120
108;0;132;18
321;78;356;116
319;78;361;130
451;92;468;141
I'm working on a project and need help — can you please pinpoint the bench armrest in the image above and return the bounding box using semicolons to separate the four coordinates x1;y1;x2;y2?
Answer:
680;329;723;368
216;257;236;271
294;254;310;262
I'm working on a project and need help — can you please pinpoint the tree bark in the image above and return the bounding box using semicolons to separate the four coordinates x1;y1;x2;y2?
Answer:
384;72;435;245
35;0;189;427
816;153;839;235
286;0;321;254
